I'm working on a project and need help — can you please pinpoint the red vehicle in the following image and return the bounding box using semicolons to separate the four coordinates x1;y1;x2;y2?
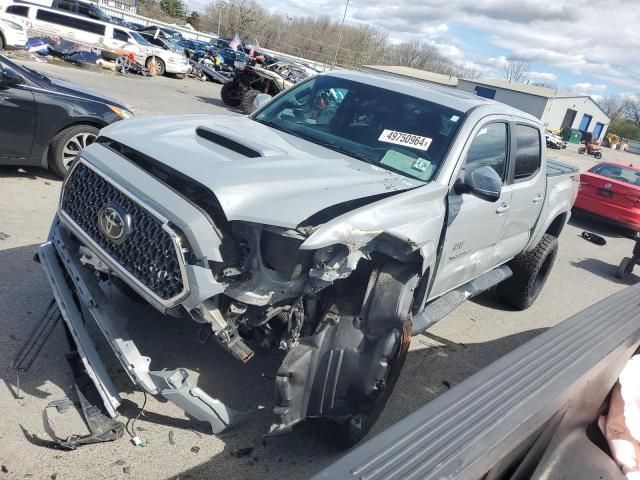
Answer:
574;162;640;231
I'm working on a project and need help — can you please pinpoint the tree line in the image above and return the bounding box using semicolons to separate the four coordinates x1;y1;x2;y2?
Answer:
599;95;640;141
138;0;479;77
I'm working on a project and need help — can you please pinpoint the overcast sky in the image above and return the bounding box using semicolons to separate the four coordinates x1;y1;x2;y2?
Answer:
187;0;640;97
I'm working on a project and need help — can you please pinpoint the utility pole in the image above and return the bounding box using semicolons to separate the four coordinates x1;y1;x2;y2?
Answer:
332;0;349;68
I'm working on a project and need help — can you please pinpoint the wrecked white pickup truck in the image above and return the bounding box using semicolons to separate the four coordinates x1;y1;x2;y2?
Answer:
37;71;580;446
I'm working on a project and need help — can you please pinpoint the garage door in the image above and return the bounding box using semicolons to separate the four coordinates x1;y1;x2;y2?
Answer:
579;114;592;132
593;122;604;140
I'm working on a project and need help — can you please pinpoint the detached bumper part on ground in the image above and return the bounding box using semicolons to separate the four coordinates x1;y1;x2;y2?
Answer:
37;219;245;434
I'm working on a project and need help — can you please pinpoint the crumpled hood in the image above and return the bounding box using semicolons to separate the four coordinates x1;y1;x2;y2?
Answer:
99;115;422;228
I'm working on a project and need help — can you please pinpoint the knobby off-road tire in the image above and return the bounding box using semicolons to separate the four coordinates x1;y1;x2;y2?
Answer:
220;82;241;107
497;233;559;310
240;89;261;114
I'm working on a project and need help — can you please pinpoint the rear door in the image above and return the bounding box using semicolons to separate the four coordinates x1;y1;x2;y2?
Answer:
493;123;546;264
429;120;513;298
0;60;36;160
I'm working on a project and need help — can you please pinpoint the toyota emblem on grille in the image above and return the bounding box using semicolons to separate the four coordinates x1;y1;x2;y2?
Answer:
97;204;131;244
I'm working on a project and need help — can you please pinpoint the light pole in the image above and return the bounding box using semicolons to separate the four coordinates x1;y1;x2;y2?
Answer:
332;0;349;68
216;1;228;37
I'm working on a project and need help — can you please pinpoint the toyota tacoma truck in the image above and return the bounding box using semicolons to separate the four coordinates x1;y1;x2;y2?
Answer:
37;71;580;446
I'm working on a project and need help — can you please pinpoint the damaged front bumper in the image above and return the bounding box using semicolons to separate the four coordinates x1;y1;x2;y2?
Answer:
37;218;245;434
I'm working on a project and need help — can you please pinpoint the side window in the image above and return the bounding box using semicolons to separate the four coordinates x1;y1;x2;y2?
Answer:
6;5;29;16
514;125;541;180
463;122;508;179
113;29;129;42
54;0;77;12
35;9;106;35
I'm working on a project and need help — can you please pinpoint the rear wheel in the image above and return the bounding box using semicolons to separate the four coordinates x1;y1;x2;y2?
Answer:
240;89;261;114
497;234;559;310
578;147;586;154
49;125;99;177
220;82;241;107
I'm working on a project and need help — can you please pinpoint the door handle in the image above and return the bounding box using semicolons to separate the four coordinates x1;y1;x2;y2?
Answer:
532;194;544;204
496;204;510;214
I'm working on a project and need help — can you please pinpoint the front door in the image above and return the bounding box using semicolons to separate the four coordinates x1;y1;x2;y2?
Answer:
0;61;36;160
429;120;512;299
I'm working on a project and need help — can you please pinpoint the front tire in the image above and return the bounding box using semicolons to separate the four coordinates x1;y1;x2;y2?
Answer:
220;82;241;107
49;125;99;177
146;57;166;76
497;234;559;310
240;89;261;114
334;318;411;448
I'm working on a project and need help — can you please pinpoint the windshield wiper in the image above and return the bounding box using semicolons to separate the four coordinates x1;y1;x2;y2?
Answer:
253;119;296;136
313;141;376;165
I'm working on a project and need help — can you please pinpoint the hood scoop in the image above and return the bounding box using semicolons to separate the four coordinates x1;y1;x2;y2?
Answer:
196;126;282;158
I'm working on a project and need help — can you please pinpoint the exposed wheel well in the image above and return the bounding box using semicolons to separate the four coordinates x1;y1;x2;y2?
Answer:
546;213;567;238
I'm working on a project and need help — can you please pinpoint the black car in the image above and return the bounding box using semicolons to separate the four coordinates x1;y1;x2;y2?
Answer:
0;54;133;177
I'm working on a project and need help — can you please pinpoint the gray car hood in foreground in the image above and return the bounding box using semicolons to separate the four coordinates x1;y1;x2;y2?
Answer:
99;115;422;228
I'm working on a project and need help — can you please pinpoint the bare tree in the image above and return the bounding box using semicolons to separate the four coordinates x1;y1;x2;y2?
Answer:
531;81;557;89
625;98;640;126
503;60;529;83
599;95;627;121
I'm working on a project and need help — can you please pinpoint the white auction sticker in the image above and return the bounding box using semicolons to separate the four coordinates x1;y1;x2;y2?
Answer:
378;129;432;151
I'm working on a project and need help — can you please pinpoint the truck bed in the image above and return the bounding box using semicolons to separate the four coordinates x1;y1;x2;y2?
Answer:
547;157;580;176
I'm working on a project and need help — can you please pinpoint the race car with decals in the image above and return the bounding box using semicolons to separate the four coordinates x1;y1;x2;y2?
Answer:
35;71;580;447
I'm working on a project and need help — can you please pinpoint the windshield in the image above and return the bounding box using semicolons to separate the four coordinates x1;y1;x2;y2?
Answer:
129;31;151;46
591;163;640;186
253;75;464;182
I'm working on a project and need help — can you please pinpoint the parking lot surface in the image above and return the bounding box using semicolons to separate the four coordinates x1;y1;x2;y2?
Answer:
1;58;638;480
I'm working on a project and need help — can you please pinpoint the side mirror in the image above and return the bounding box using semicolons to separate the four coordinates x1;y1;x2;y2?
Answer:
0;67;24;87
253;93;272;110
454;165;502;202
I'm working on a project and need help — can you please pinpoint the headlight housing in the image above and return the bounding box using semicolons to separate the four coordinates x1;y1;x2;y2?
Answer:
107;104;134;119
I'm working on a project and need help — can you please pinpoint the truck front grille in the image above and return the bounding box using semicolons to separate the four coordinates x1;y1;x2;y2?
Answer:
60;162;186;303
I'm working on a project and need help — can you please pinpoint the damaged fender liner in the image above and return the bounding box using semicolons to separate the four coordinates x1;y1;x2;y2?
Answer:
37;220;245;434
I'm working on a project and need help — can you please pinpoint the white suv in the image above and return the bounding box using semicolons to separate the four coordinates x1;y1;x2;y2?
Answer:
0;14;27;49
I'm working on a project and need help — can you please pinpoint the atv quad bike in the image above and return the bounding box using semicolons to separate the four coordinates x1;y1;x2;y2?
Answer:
220;61;310;114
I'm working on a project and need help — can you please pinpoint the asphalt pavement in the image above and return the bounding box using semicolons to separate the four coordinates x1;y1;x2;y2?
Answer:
0;57;638;480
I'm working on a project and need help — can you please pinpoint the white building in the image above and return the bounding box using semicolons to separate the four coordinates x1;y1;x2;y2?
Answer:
457;78;610;141
97;0;136;14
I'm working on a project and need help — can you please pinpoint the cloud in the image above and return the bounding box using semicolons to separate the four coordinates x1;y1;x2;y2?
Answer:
569;82;608;95
186;0;640;92
529;71;558;82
